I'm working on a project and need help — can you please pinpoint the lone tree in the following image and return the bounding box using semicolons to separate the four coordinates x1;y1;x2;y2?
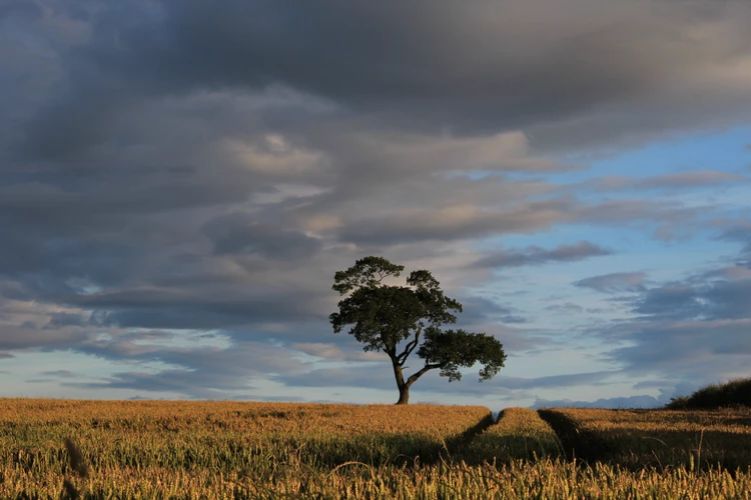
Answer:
330;256;507;404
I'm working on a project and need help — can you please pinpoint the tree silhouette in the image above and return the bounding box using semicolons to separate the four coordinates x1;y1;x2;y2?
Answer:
330;256;506;404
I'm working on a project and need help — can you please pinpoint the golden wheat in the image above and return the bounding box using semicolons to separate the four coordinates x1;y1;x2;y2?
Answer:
543;407;751;469
1;400;751;498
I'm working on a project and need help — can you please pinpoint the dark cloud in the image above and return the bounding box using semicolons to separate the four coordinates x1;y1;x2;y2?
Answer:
586;257;751;393
633;277;751;321
47;312;89;328
19;0;751;158
455;296;527;325
203;213;322;259
472;241;610;269
574;272;647;293
720;223;751;256
544;302;584;314
76;287;326;330
40;369;76;378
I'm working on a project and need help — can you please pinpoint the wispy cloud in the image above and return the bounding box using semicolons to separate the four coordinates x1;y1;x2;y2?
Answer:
472;242;610;269
574;272;647;294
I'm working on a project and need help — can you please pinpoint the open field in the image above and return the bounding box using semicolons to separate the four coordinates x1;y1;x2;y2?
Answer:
540;407;751;469
2;400;751;498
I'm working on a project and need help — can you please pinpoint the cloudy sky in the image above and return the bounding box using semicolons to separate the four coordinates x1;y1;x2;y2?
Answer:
2;0;751;407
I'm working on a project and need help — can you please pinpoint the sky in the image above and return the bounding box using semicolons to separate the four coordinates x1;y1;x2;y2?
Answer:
2;0;751;407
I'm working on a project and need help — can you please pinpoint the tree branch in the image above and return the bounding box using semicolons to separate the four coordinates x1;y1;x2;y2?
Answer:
405;363;443;386
396;328;422;366
384;344;397;361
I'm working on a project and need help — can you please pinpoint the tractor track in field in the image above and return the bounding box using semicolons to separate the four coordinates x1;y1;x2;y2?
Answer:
537;409;612;462
446;411;497;455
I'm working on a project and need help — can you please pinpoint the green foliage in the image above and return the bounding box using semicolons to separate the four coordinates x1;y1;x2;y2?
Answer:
418;327;507;382
667;378;751;409
331;256;404;295
330;256;506;401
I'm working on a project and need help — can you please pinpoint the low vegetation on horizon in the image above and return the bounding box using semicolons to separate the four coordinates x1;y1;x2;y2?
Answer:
667;377;751;410
3;399;751;498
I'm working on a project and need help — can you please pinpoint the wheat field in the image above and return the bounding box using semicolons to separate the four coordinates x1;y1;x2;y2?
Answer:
2;399;751;498
540;407;751;470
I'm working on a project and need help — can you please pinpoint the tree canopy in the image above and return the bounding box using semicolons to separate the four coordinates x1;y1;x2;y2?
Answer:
330;256;506;404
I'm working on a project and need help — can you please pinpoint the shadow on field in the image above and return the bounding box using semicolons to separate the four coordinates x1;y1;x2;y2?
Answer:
538;409;751;470
296;412;497;467
456;409;562;465
537;410;611;463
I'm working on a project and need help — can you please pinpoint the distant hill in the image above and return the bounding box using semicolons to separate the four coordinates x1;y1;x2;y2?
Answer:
667;378;751;409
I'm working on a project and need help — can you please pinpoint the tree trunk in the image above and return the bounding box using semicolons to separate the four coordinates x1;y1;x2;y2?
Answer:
396;384;410;405
391;358;410;405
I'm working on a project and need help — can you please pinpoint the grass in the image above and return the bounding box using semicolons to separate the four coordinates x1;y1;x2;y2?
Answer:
2;399;751;497
540;407;751;469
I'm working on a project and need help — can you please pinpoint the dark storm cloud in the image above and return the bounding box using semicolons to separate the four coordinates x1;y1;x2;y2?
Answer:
14;0;751;161
472;241;610;269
